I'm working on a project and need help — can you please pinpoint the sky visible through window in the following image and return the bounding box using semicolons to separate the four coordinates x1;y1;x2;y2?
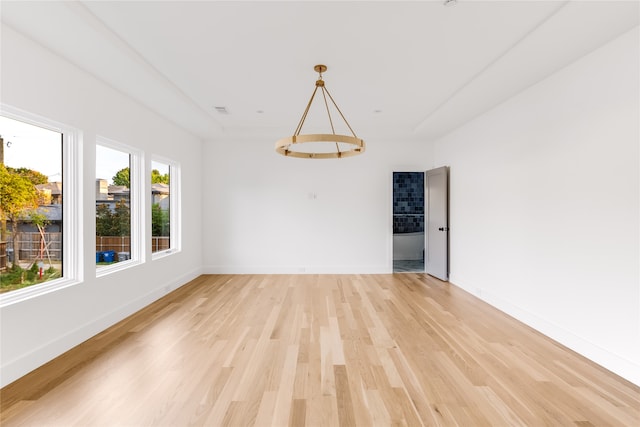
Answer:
96;145;129;185
0;116;130;186
0;116;61;179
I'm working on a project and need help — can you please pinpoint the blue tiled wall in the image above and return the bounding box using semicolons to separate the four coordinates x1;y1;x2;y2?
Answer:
393;172;424;233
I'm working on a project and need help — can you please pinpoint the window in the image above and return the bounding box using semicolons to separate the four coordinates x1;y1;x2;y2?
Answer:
151;158;179;257
96;137;143;275
0;105;82;305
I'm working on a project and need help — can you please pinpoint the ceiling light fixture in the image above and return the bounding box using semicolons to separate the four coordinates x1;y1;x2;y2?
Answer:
275;65;365;159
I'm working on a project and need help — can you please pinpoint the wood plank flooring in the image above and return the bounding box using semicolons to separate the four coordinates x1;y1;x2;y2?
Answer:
1;274;639;426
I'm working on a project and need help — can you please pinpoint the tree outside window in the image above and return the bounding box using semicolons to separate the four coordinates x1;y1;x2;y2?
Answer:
0;116;62;293
96;145;131;267
151;161;170;253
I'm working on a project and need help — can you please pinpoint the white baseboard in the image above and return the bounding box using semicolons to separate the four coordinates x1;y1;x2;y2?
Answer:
202;265;390;275
0;267;202;388
449;275;640;387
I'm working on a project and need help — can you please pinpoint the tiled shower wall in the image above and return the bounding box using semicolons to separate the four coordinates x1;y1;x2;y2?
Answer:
393;172;424;233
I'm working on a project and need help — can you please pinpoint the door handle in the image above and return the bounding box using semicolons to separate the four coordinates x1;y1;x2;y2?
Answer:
438;227;449;231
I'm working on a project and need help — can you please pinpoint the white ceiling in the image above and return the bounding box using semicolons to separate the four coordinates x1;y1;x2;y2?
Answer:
1;1;638;142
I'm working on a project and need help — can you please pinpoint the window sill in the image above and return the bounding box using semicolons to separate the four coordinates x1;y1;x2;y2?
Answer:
0;278;82;308
95;259;142;278
151;248;178;261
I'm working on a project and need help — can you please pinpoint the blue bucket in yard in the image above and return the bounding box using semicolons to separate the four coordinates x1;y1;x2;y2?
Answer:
102;251;115;263
96;252;102;263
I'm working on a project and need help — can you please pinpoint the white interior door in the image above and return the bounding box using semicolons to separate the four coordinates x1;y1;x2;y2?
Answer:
425;166;449;281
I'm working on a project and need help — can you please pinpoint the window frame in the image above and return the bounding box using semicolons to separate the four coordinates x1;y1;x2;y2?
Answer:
95;136;145;277
150;156;180;260
0;104;83;307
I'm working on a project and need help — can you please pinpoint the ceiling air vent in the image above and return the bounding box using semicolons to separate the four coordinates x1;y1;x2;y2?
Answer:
214;106;229;115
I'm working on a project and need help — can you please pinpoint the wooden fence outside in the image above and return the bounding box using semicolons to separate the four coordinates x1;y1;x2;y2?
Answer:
96;236;130;253
5;232;63;262
1;233;171;266
152;237;170;252
97;236;170;253
0;241;6;272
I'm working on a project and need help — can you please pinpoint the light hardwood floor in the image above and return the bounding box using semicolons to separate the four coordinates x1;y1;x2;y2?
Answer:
1;274;639;426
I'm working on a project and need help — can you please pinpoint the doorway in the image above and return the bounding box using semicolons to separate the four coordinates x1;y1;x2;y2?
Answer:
392;172;425;273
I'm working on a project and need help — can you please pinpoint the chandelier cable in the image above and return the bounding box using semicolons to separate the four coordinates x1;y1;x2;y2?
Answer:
323;87;358;138
319;87;341;154
294;86;319;136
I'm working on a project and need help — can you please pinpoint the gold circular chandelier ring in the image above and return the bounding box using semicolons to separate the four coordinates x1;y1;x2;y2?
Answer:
275;134;365;159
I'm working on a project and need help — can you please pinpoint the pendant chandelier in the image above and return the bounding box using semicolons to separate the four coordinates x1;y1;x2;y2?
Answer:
275;65;365;159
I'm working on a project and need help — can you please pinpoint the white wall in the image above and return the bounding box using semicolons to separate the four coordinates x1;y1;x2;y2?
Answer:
433;27;639;385
0;27;203;386
202;137;433;274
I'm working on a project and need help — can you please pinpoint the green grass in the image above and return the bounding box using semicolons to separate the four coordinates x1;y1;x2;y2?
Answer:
0;264;61;294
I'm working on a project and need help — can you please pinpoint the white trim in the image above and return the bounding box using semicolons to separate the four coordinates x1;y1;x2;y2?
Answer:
450;275;640;387
95;136;145;277
151;156;180;260
0;266;202;387
0;105;83;307
202;265;390;275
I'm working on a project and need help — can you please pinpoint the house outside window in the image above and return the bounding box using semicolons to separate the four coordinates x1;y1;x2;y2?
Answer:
96;137;144;275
